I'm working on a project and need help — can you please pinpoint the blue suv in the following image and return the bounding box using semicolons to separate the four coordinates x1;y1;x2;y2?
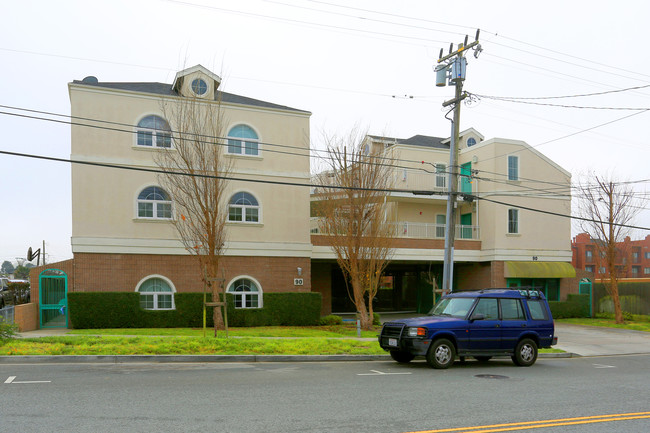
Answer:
378;289;557;369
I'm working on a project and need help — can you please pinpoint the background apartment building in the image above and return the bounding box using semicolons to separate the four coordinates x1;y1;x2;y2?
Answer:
572;232;650;280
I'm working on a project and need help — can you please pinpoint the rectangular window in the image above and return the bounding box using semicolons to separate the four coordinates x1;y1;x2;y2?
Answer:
632;266;640;275
436;214;446;238
599;267;606;274
585;266;594;273
585;250;593;260
501;298;525;320
527;299;549;321
138;203;153;218
157;132;172;148
644;268;650;275
246;208;259;222
435;164;446;188
157;203;172;219
137;131;153;146
228;139;242;154
508;155;519;181
229;207;242;222
632;252;640;263
508;209;519;234
646;252;650;259
244;141;258;155
139;294;154;309
158;294;172;309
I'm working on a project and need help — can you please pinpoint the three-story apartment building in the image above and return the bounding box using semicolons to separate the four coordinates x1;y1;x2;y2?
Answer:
311;129;575;314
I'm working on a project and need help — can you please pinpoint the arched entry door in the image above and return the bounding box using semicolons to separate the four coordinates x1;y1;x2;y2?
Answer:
39;269;68;328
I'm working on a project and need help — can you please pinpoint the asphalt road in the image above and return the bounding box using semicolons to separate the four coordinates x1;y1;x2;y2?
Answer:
1;355;649;433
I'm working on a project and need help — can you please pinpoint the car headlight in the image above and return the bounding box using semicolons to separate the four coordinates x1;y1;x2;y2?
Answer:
407;327;427;337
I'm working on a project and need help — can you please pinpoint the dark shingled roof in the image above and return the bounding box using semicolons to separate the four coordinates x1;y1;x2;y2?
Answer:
71;80;311;114
369;134;448;149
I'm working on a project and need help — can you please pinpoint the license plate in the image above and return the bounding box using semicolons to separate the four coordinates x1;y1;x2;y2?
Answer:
388;338;398;347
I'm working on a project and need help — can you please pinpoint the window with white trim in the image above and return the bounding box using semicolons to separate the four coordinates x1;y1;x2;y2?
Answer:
435;164;447;189
138;186;172;219
136;115;172;148
508;209;519;234
228;192;259;223
228;278;262;308
227;125;259;156
507;155;519;181
137;277;175;310
436;214;446;238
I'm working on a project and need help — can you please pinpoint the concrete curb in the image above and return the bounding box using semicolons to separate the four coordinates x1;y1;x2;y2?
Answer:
0;353;575;364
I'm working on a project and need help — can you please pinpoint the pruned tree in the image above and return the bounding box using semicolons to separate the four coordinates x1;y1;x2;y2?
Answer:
314;129;396;329
155;92;233;333
1;261;15;275
575;173;645;323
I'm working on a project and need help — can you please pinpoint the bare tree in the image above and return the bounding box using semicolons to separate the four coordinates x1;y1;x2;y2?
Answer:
576;173;644;323
155;93;233;333
314;129;396;329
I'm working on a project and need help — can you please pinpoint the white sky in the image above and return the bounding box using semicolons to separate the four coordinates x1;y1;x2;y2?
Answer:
1;0;649;265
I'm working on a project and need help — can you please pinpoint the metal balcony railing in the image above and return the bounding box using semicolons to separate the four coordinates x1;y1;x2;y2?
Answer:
310;218;480;240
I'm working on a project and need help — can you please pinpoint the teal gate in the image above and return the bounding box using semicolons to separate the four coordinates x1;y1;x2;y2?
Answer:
579;278;593;317
39;269;68;328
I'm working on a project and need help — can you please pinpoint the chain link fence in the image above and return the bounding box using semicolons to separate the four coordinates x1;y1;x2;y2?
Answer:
0;305;15;324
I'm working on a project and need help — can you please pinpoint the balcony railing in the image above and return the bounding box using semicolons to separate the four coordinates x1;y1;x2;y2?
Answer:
310;218;480;240
393;169;473;195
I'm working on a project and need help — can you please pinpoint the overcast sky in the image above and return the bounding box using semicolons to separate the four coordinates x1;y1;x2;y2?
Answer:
1;0;649;266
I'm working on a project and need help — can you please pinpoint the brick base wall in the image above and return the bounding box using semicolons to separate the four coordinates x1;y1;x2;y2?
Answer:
32;253;311;295
15;303;39;332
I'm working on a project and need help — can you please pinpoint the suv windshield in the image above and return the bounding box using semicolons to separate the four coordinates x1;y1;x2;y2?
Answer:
429;297;475;318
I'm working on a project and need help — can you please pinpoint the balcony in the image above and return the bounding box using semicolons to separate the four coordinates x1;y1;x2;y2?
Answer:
310;218;480;240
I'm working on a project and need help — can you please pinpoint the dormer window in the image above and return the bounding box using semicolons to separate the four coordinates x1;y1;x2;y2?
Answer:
191;78;208;96
467;137;477;147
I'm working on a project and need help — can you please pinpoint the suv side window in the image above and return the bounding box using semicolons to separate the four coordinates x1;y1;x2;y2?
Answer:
527;299;549;320
501;298;525;320
472;298;499;320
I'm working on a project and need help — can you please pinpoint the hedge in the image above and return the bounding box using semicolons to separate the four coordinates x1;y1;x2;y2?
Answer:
548;294;590;319
68;292;321;329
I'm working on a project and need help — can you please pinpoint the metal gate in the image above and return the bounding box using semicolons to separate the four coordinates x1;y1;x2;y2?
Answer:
39;269;68;328
579;278;593;317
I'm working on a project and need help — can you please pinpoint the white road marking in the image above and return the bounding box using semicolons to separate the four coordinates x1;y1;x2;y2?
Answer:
4;376;51;384
357;369;412;376
593;363;617;369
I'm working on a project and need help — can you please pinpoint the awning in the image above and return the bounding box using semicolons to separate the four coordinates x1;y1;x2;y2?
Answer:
504;261;576;279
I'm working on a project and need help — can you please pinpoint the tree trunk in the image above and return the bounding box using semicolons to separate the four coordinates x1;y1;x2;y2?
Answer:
212;286;225;333
610;279;624;324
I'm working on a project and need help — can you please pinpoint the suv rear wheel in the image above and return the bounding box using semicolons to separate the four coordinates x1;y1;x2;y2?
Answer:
390;350;415;363
426;338;455;369
512;338;538;367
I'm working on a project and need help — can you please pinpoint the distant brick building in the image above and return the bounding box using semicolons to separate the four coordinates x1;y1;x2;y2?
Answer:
571;233;650;280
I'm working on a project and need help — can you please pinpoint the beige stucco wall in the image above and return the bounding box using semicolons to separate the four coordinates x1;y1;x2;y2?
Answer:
69;79;311;257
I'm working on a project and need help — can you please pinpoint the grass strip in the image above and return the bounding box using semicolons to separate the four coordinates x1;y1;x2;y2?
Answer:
68;326;380;338
0;336;386;356
557;318;650;332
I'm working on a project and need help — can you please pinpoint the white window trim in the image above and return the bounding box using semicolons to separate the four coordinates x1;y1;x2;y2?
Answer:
226;275;263;309
507;154;520;182
227;191;262;224
136;185;174;221
225;123;262;157
134;114;173;149
135;274;176;310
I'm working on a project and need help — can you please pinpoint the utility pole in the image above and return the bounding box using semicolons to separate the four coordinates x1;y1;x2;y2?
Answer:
435;30;481;295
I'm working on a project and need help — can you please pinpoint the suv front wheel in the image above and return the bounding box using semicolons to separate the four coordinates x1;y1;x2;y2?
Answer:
512;338;538;367
427;338;455;369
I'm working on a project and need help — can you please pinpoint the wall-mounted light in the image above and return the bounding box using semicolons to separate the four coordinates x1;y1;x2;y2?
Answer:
297;267;302;276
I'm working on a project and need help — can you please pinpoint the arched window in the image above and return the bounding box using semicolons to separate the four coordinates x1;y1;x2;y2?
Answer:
136;115;172;148
138;186;172;219
467;137;477;147
228;277;262;309
227;125;259;156
136;277;175;310
228;192;259;223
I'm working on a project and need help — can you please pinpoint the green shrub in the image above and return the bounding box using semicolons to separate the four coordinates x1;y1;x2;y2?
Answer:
595;311;635;321
0;319;18;344
549;294;590;319
373;312;381;326
319;315;343;326
68;292;321;328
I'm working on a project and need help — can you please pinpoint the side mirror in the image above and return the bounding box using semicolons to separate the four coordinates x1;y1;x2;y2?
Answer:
470;313;485;322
